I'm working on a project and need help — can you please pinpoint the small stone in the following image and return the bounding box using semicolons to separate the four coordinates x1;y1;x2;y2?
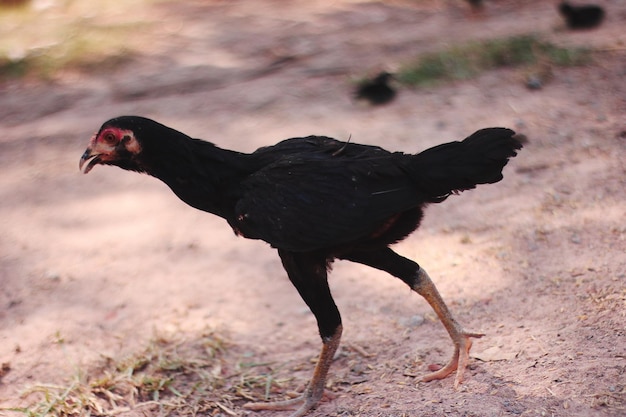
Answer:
402;314;425;328
44;271;61;281
526;75;543;90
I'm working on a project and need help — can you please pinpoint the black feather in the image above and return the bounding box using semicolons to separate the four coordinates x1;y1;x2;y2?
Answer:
86;118;521;253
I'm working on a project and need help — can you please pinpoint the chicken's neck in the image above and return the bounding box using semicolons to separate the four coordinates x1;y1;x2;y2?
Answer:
144;137;252;218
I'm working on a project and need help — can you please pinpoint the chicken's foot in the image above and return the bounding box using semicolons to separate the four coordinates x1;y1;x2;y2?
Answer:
244;325;342;417
413;267;484;388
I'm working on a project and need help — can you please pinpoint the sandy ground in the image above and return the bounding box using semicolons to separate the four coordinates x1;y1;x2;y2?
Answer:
1;0;625;416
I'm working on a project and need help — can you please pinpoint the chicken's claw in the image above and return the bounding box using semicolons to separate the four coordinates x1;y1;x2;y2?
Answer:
412;268;484;387
244;389;335;417
422;330;484;388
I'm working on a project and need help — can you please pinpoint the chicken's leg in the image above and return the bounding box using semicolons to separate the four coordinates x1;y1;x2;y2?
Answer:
412;267;484;387
244;249;342;416
339;248;482;387
244;325;342;417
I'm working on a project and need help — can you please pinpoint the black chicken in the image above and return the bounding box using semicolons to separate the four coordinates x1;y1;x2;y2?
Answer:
354;72;397;105
558;1;605;29
80;116;521;416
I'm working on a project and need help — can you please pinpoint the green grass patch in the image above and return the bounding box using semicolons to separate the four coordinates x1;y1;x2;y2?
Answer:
397;34;592;87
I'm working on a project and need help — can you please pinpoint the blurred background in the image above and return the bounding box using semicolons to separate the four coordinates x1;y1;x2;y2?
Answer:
1;1;624;416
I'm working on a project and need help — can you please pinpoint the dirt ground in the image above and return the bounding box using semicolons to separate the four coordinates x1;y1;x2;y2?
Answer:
1;0;625;416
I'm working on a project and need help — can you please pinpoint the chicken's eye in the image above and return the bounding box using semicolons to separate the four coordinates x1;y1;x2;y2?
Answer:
102;132;117;144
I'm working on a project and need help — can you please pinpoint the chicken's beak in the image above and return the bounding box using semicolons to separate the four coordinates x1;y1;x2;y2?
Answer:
79;146;101;174
80;132;115;174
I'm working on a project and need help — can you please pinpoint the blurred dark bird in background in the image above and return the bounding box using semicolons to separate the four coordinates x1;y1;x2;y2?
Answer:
354;71;397;105
80;117;522;416
558;1;605;29
466;0;484;12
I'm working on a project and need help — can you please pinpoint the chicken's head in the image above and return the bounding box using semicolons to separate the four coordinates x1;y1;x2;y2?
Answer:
79;118;143;174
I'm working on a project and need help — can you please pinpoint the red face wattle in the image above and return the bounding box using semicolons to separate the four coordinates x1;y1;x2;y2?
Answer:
79;127;141;174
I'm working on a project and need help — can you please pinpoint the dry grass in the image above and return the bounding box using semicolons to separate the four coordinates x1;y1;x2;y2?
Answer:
3;329;297;417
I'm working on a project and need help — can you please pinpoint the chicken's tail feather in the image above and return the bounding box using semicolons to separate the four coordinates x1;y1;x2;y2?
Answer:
409;128;522;202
